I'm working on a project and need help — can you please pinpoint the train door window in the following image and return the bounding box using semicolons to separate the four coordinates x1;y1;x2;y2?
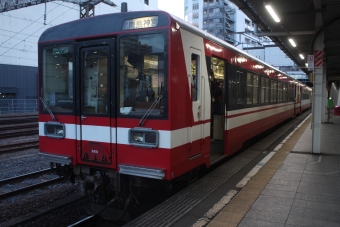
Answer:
289;84;295;101
253;75;259;104
119;33;165;116
283;84;288;101
41;44;74;113
302;89;310;100
278;82;283;102
246;73;253;104
271;80;277;102
191;54;199;102
82;49;108;114
236;71;244;104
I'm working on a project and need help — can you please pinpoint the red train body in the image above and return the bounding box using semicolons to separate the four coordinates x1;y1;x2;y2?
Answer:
38;10;311;210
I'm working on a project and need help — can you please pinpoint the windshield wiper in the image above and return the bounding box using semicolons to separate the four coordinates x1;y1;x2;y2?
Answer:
40;97;58;121
138;95;162;126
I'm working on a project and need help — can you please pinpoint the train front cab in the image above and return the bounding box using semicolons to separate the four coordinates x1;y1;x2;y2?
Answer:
37;12;218;197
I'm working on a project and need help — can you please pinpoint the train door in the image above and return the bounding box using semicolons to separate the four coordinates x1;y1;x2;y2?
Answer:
293;83;297;116
210;57;225;163
295;83;301;114
77;39;116;168
189;49;203;158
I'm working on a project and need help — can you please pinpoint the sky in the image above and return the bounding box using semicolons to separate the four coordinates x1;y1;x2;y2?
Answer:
158;0;184;19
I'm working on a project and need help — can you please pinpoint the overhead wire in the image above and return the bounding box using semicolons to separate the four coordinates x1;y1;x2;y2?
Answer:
0;1;120;61
0;2;78;57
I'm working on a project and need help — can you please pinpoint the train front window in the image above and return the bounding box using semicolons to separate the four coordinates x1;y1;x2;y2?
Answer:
119;33;165;116
41;44;74;113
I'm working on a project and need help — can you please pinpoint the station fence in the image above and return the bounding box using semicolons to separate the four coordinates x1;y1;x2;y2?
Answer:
0;99;38;115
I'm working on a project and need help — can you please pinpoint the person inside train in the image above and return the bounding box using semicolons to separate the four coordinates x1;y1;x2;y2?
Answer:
146;84;155;102
210;72;222;104
213;82;223;115
210;72;222;142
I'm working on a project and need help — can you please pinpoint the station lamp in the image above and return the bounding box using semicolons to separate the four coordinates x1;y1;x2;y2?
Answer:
299;54;305;59
288;38;297;47
264;2;280;22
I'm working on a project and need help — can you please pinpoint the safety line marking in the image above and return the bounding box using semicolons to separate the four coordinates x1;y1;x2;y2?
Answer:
192;190;238;227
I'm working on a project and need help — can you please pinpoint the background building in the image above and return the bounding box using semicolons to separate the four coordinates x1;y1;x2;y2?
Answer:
184;0;309;82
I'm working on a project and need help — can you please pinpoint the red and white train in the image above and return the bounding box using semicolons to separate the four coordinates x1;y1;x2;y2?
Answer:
38;9;311;212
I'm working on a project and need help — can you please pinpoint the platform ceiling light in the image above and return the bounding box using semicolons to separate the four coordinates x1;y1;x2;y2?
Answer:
299;54;304;59
264;2;280;22
288;38;296;47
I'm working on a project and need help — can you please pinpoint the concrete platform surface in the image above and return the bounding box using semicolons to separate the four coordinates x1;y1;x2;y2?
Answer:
206;115;340;227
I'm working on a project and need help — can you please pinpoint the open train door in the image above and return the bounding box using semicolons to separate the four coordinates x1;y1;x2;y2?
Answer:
188;48;204;159
209;57;225;163
76;39;116;168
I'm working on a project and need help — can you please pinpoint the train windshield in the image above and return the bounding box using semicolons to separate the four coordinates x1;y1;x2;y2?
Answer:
41;44;74;113
119;33;165;116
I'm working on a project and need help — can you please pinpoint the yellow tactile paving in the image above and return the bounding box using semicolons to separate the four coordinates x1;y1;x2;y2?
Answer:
207;116;311;227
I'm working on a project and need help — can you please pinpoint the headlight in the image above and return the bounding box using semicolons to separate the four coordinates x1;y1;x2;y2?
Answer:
132;132;144;142
129;128;159;148
44;122;65;139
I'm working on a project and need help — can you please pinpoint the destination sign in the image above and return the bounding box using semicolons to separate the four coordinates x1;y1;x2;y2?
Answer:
122;16;158;30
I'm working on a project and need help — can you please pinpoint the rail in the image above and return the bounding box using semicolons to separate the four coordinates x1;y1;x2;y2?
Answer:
0;99;38;115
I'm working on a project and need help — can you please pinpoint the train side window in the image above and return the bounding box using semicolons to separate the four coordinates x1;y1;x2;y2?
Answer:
278;82;283;102
191;54;199;102
261;77;269;104
283;83;288;101
246;73;253;104
271;80;277;102
253;75;259;104
289;84;294;101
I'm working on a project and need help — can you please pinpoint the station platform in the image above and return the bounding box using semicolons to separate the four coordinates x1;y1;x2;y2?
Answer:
204;114;340;227
125;111;340;227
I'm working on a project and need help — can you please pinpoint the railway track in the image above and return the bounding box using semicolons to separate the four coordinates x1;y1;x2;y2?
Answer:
0;129;38;139
0;169;63;200
0;115;38;125
0;122;38;131
0;140;39;153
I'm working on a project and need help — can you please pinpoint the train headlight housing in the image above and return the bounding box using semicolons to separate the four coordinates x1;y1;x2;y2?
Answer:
44;122;65;139
129;128;159;148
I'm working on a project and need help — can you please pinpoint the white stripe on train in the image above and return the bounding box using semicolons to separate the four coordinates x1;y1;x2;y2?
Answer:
39;102;299;149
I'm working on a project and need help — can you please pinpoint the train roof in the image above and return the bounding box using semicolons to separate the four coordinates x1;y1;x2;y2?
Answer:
38;11;171;43
169;14;304;85
38;10;309;87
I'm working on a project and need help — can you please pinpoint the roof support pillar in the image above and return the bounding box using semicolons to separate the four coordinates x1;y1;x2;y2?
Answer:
312;68;322;154
321;64;328;123
311;0;323;154
312;32;324;154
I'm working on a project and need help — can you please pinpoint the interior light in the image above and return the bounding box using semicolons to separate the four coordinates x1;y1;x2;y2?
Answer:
299;54;304;59
305;63;308;67
288;38;296;47
264;3;280;22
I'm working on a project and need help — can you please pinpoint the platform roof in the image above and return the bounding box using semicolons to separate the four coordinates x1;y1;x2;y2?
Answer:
229;0;340;85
